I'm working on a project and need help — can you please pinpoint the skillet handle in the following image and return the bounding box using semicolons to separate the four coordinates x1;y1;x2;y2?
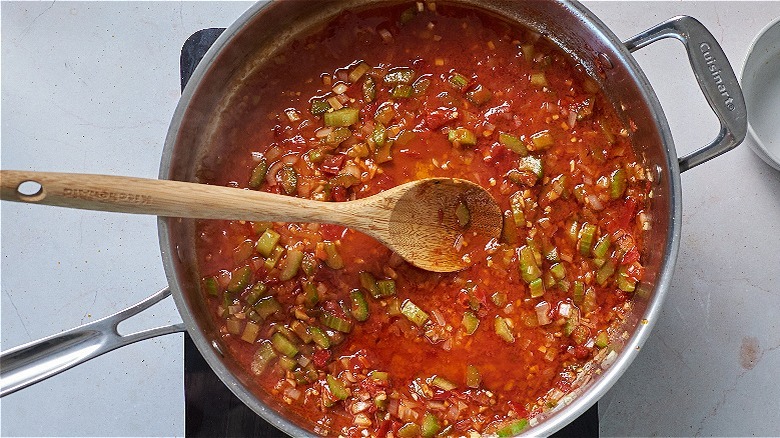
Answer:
0;287;185;397
623;15;747;172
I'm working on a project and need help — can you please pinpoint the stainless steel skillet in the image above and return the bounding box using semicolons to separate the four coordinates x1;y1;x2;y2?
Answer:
0;1;745;435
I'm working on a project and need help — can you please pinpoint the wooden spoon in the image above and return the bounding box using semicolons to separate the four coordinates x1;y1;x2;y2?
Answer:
0;171;502;272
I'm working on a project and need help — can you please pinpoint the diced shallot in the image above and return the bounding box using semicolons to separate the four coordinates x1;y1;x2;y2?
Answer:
586;194;604;211
535;301;551;325
350;400;372;414
283;387;302;401
568;110;577;128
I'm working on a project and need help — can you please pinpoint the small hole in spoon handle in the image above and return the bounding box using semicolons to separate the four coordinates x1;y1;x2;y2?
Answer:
16;180;46;202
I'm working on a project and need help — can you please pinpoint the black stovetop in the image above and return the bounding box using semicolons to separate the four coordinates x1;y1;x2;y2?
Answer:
180;28;598;438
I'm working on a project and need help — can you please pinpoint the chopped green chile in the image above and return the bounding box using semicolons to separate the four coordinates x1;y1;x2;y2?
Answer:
573;281;585;305
549;262;566;280
271;332;299;358
348;61;371;82
251;221;272;235
302;281;320;308
248;159;268;188
595;331;610;348
386;297;402;316
578;223;597;256
449;72;469;90
375;139;394;163
496;419;529;437
324;107;360;127
321;311;353;333
310;99;331;115
307;148;327;163
368;371;389;383
330;173;359;188
322;242;344;269
509;192;526;227
196;4;651;435
491;291;507;307
593;234;612;259
448;127;477;146
279;165;298;195
596;259;617;286
277;355;297;371
530;71;548;87
499;132;528;156
226;318;242;335
203;276;219;297
421;412;441;438
233;240;255;264
245;283;267;306
617;265;638;292
308;326;331;349
465;365;482;388
376;279;396;297
528;278;545;298
374;103;395;125
227;266;252;293
241;321;261;344
350;289;370;322
517;156;543;179
494;316;515;343
430;375;457;391
291;320;313;343
254;296;282;319
462;311;480;334
359;271;380;298
519;245;542;283
371;122;387;147
278;249;304;281
563;315;579;337
363;76;376;102
582;286;598;314
466;84;493;105
398;423;421;438
256;229;281;257
326;127;352;145
530;129;554;150
391;84;413;98
610;168;627;199
264;245;284;270
327;374;350;400
401;299;429;327
250;341;277;374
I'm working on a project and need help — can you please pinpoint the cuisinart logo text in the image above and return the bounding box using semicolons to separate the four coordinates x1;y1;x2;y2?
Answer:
699;42;736;111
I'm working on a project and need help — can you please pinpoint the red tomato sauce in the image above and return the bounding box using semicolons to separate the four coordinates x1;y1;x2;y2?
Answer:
195;2;651;436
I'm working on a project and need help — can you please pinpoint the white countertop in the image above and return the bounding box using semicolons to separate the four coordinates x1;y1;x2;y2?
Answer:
2;2;779;436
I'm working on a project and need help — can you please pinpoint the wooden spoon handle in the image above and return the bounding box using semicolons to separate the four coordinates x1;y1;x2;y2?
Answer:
0;170;362;225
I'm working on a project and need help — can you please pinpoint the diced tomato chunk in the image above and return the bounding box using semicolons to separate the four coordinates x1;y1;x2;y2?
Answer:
313;349;332;368
622;246;640;265
423;107;458;129
321;154;346;175
573;345;591;360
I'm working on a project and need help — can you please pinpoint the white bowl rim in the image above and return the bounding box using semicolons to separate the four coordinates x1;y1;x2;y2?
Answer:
740;15;780;170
